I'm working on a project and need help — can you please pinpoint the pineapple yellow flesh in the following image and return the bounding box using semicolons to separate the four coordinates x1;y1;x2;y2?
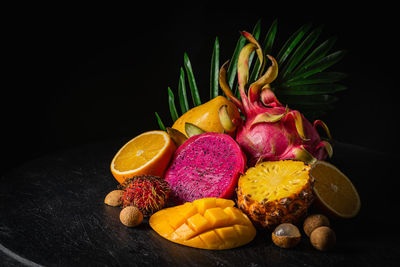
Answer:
239;160;310;202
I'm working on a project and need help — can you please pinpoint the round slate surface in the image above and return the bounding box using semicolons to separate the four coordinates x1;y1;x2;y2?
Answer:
0;139;399;267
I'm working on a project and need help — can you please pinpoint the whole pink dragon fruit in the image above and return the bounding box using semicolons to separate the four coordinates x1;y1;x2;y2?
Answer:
218;31;332;166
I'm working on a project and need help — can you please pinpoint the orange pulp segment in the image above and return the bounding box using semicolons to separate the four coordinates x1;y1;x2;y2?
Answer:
310;161;361;218
110;130;176;184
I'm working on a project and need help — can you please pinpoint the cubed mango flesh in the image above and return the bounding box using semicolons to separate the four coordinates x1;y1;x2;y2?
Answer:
193;197;216;214
187;213;210;233
149;197;256;250
216;198;235;208
223;206;251;225
178;203;198;218
173;223;196;240
199;230;223;249
215;226;239;248
204;208;230;228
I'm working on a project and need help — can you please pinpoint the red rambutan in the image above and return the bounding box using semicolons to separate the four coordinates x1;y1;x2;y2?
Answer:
119;175;171;216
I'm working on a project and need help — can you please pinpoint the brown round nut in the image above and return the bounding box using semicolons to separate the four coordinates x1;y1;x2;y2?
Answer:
104;190;124;207
310;226;336;251
120;206;143;227
272;223;301;248
303;214;330;237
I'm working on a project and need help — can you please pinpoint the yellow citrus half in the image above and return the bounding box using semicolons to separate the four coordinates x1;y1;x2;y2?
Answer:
111;130;176;184
310;161;361;219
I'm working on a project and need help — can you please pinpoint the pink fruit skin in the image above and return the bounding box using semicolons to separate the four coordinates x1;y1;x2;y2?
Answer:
219;32;331;167
235;108;327;166
164;132;246;204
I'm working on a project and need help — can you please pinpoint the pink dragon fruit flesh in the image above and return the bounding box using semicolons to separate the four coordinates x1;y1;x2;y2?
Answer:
164;132;246;204
218;31;333;166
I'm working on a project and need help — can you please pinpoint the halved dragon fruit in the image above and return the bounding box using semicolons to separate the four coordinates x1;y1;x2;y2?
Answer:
164;132;246;204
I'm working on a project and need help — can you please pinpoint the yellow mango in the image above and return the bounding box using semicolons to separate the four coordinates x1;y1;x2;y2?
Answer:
193;197;216;215
171;96;241;137
153;222;175;237
178;202;198;219
234;225;256;241
149;197;256;250
215;227;239;248
199;230;223;249
204;208;230;228
216;198;235;208
223;207;252;225
173;223;196;240
183;235;206;248
187;213;210;233
167;211;187;229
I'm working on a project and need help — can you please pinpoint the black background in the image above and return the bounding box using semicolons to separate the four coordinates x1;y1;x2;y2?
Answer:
2;2;398;175
2;3;400;266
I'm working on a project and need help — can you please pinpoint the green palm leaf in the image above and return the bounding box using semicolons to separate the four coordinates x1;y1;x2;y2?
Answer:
184;53;201;106
278;83;347;95
168;87;179;121
178;67;189;114
210;37;220;99
280;94;339;106
226;35;246;89
155;112;166;131
282;72;347;87
288;50;346;80
280;94;338;118
280;25;324;81
292;36;337;75
276;23;312;67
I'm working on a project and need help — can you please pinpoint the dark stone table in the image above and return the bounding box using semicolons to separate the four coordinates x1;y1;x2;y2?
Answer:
1;138;399;266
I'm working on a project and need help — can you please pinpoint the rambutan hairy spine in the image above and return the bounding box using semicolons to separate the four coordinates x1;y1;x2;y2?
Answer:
119;175;171;216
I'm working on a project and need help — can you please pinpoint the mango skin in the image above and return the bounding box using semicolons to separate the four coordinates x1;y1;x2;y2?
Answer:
149;197;256;250
172;96;241;137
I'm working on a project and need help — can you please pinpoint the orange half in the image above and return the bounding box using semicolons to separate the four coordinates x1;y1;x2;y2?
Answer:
111;130;176;184
310;160;361;219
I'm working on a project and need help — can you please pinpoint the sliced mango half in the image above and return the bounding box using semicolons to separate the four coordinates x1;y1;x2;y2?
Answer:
149;197;256;250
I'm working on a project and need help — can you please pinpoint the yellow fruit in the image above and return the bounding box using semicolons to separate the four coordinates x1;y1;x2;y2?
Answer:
216;198;236;208
172;96;241;137
237;160;314;230
149;197;256;250
204;207;230;228
310;160;361;218
110;130;176;184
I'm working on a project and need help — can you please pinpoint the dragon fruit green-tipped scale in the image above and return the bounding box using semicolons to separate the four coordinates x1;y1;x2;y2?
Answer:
164;132;246;204
218;31;333;166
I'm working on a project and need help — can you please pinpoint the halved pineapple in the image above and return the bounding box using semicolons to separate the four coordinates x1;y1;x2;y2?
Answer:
237;160;314;230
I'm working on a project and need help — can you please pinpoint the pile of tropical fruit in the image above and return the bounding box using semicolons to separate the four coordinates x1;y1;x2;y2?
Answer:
104;20;360;252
